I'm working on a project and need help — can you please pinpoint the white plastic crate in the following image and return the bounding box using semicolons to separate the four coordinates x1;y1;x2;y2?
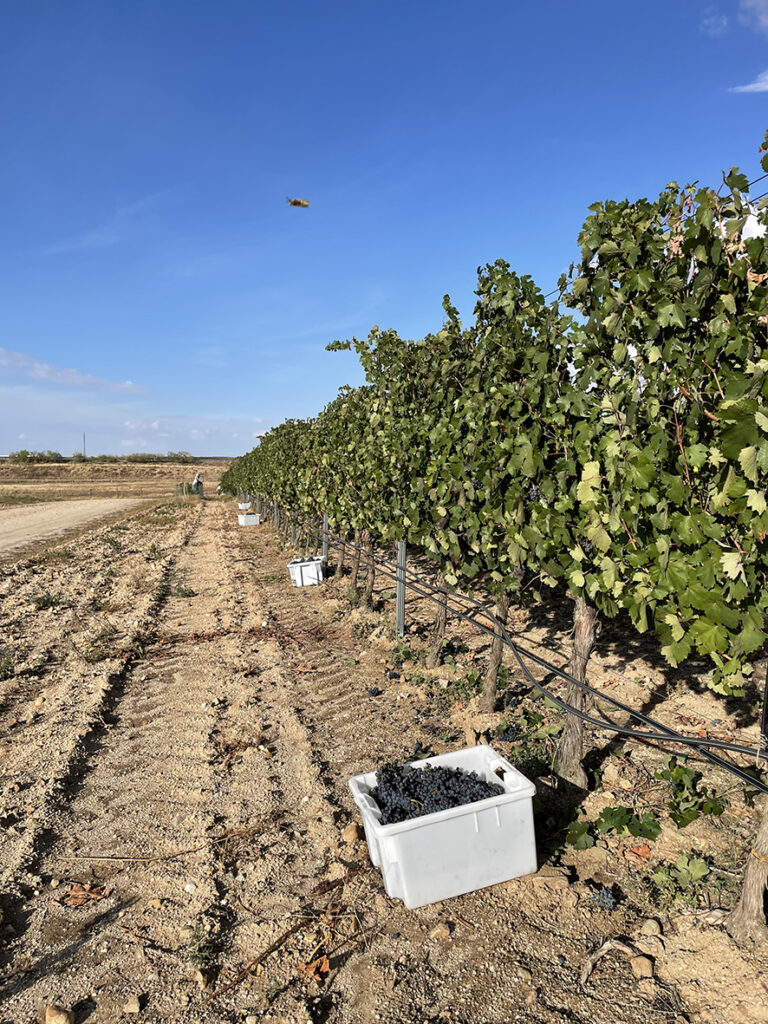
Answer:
349;745;537;908
288;556;324;586
238;502;252;510
238;513;261;526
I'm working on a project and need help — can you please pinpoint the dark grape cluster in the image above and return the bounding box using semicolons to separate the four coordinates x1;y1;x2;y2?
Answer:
371;762;504;825
289;556;321;564
588;885;617;912
496;722;520;742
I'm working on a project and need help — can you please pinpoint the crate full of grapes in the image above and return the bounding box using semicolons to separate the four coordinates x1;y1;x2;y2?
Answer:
288;556;324;587
238;513;261;526
348;746;536;908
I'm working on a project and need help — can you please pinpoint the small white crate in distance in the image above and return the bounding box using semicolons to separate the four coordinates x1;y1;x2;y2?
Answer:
288;556;324;587
349;746;537;909
237;513;261;526
238;502;252;510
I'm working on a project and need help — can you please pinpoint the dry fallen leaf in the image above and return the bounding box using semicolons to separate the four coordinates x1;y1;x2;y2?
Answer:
61;882;113;907
624;843;652;866
295;955;330;983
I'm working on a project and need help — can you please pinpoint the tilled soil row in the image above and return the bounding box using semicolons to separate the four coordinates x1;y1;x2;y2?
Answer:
0;503;206;1019
204;517;373;1024
0;505;201;905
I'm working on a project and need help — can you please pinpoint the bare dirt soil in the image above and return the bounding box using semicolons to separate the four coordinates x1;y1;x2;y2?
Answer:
0;502;765;1024
0;461;230;503
0;500;147;560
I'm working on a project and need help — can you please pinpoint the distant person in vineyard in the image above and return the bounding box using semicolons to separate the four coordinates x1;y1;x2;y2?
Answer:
192;471;202;495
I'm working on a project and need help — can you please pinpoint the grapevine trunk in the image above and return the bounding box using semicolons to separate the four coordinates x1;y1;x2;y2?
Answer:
480;594;510;713
557;596;598;789
348;528;362;602
362;530;375;608
727;795;768;944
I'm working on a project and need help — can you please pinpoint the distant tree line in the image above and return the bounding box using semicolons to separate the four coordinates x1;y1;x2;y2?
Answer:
6;450;196;464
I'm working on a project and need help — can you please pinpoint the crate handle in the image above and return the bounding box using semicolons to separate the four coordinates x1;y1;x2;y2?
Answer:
353;791;380;816
489;755;521;788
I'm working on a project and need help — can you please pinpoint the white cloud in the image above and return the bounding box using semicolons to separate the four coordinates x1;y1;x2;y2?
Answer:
124;418;162;431
740;0;768;33
18;433;26;440
0;348;149;394
700;7;728;35
730;68;768;91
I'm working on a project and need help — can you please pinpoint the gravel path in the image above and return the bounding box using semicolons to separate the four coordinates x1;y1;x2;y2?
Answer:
0;499;145;558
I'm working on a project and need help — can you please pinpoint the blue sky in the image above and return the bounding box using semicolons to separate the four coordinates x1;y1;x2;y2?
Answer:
1;0;767;456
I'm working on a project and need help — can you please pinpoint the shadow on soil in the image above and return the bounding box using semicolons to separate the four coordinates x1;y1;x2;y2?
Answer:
0;898;135;1010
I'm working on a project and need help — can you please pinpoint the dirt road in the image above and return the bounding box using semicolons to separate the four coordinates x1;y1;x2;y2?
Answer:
0;502;764;1023
0;499;146;559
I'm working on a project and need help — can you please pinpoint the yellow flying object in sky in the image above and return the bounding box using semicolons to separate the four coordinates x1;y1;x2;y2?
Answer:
287;197;310;207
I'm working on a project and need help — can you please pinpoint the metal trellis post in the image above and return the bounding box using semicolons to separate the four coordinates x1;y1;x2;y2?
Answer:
322;514;329;563
395;540;407;638
273;500;278;528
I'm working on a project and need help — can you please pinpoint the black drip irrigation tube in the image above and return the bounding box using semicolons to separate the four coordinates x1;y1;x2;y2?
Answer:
271;505;768;796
